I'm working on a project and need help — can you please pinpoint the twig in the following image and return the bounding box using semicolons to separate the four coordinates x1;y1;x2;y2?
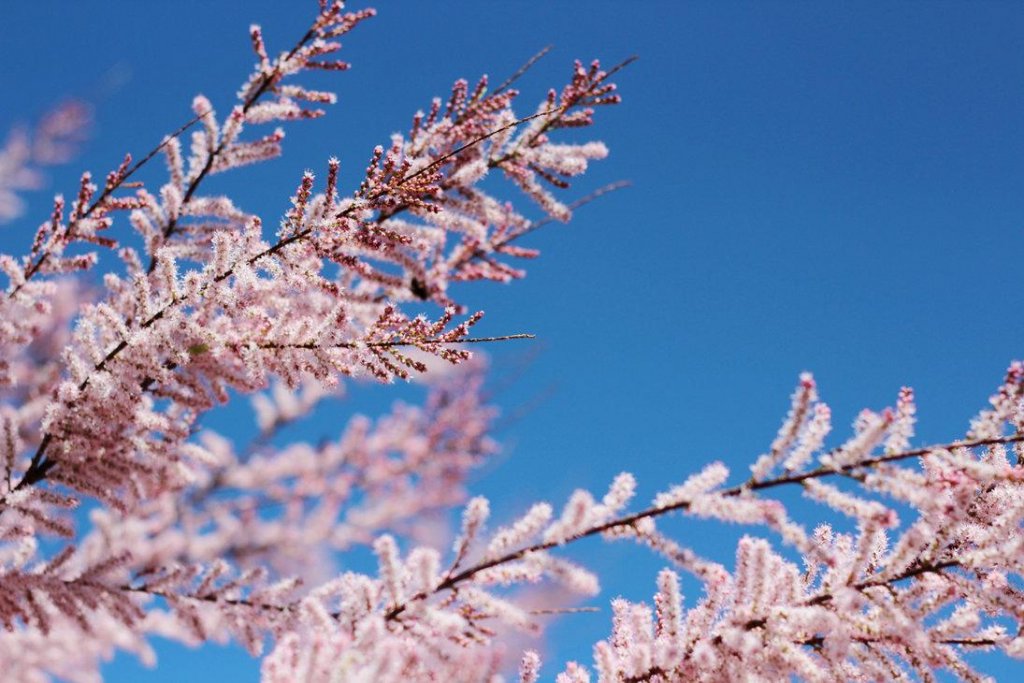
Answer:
494;45;553;95
255;334;535;351
384;432;1024;620
453;180;632;272
397;108;558;188
528;606;599;616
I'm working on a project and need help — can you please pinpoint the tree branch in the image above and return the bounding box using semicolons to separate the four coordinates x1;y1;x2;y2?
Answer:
384;433;1024;620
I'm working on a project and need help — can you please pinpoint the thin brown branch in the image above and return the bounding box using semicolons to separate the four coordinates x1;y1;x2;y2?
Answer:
398;108;558;188
606;55;639;80
527;606;599;616
120;112;211;186
745;435;1018;491
452;180;632;272
255;334;535;351
493;45;553;95
122;582;293;614
384;432;1024;620
491;55;636;169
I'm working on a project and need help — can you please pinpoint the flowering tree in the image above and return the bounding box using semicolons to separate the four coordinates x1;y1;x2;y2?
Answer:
1;3;1023;682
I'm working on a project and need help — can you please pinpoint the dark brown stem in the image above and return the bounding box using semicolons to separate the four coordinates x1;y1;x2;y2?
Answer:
490;55;637;170
452;180;632;272
254;334;534;351
384;433;1023;620
121;582;292;614
493;46;553;96
398;108;557;188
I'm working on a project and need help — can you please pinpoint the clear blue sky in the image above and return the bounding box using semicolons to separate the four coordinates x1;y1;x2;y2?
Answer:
2;1;1024;680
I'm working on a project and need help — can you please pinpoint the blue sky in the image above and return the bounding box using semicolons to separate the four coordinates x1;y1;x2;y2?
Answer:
2;1;1024;680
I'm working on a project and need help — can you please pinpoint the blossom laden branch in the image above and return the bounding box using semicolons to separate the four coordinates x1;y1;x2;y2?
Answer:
385;430;1024;625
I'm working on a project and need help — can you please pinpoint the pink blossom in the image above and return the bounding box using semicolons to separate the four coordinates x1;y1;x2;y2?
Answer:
2;3;1022;682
